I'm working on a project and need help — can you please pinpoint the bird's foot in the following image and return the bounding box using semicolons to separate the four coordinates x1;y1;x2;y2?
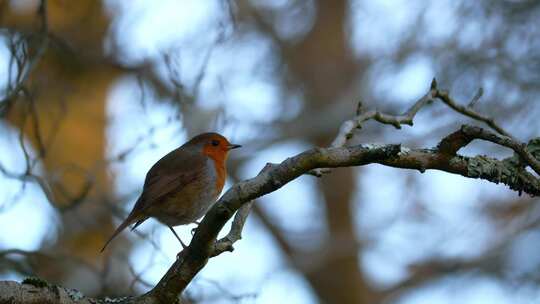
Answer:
176;238;188;260
176;248;188;261
191;221;201;235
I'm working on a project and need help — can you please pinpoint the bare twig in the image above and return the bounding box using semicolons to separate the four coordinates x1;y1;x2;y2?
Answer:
310;79;437;176
212;201;254;256
467;87;484;108
212;164;286;256
435;88;511;138
0;0;49;116
314;79;529;177
331;80;438;148
331;79;510;148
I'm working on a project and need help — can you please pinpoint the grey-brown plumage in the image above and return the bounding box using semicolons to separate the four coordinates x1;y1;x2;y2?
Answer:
101;133;241;252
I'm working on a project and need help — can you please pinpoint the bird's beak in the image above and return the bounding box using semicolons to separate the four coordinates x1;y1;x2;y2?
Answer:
227;144;242;150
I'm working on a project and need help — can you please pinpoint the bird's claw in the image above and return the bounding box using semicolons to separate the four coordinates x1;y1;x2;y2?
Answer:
191;221;201;235
176;249;187;260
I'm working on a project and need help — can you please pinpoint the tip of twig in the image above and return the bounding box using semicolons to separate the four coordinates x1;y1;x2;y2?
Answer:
430;78;438;90
467;87;484;108
356;100;363;116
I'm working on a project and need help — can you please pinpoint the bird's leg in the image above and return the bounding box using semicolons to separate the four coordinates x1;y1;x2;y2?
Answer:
176;249;188;261
168;226;187;249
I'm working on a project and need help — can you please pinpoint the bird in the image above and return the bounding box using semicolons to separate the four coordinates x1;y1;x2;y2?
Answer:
100;132;241;252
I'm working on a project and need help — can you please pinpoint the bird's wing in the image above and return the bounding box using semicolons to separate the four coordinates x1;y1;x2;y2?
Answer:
101;149;207;252
133;149;207;213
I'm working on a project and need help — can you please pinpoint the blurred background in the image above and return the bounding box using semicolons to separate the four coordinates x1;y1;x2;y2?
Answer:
1;0;540;303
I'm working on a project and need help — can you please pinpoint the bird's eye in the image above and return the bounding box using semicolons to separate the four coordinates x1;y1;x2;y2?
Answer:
211;140;220;146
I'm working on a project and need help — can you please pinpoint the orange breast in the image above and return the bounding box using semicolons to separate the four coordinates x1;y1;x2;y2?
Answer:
213;161;226;194
203;146;227;194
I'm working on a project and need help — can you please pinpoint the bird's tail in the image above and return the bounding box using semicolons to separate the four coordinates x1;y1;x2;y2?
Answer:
100;215;137;252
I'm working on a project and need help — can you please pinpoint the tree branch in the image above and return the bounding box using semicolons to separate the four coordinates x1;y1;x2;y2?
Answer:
2;80;540;303
311;79;530;176
143;139;540;303
0;280;97;304
0;0;49;116
330;79;438;148
438;125;540;175
211;201;254;257
434;88;511;138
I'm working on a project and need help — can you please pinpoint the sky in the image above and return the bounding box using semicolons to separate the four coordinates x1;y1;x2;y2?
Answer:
0;0;538;303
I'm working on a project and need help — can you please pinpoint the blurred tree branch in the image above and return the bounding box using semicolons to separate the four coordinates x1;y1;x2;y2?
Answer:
3;81;538;303
0;0;48;116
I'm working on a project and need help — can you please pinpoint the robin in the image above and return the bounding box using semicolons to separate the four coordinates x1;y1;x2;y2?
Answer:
101;132;241;252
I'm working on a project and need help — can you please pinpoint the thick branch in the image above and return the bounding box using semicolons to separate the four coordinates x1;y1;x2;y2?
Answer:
0;280;96;304
438;125;540;175
143;141;540;303
2;141;539;303
145;144;402;302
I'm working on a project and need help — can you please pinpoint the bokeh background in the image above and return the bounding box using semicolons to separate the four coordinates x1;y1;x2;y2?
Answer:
1;0;540;303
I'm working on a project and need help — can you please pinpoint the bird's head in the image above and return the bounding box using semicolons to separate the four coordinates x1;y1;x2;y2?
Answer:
187;132;241;163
